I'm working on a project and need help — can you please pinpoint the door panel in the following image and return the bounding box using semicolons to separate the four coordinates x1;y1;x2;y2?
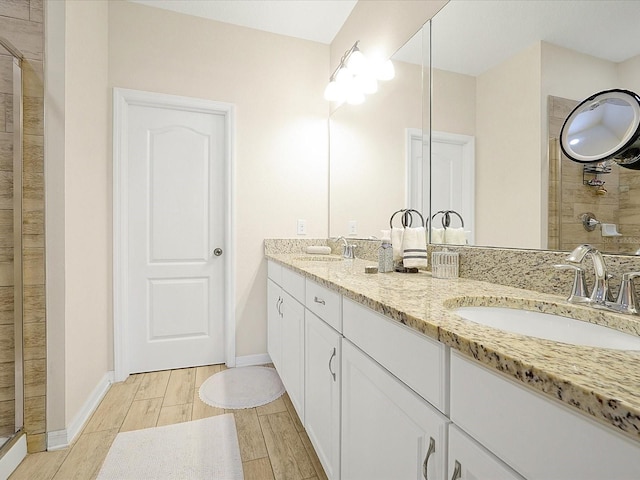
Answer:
127;102;226;373
148;277;209;339
149;126;211;262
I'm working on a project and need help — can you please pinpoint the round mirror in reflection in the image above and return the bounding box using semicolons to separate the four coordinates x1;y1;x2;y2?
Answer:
560;89;640;169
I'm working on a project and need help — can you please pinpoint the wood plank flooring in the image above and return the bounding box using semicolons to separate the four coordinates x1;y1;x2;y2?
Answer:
9;365;328;480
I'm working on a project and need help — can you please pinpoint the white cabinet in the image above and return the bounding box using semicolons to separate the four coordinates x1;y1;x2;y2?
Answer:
450;350;640;479
267;278;282;370
448;425;524;480
268;260;640;480
305;310;341;480
343;298;449;413
280;291;305;420
341;340;449;480
267;261;305;421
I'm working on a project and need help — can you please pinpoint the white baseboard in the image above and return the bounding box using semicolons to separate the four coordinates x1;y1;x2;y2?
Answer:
235;353;272;367
0;433;26;479
47;371;114;451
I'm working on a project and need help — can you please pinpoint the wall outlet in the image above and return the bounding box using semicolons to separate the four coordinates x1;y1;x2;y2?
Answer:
297;219;307;235
348;220;357;235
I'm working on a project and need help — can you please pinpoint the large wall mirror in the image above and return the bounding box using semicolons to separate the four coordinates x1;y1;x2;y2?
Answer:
329;0;640;255
329;25;428;239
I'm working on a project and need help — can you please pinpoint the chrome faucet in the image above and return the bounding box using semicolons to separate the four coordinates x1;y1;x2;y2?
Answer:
610;272;640;314
557;244;640;315
334;236;356;259
564;244;611;304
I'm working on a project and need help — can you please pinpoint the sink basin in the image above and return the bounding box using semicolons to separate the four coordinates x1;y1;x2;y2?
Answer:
293;255;343;262
453;306;640;350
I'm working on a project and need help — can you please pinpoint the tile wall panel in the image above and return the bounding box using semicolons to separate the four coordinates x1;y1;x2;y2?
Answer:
0;0;45;452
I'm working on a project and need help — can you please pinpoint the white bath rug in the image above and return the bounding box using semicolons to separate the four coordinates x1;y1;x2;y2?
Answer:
199;366;285;409
97;414;243;480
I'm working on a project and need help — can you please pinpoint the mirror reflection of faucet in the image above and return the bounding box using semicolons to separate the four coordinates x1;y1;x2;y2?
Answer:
334;236;357;259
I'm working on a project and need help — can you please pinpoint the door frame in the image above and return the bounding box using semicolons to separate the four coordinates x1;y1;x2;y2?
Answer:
112;87;236;382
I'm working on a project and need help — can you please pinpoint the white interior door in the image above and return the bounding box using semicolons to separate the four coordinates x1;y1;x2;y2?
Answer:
430;131;475;244
114;89;234;377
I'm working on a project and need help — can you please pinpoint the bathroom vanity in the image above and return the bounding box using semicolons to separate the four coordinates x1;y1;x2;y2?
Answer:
265;249;640;480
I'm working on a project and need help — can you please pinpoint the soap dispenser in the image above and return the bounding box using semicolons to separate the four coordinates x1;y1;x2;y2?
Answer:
379;230;393;273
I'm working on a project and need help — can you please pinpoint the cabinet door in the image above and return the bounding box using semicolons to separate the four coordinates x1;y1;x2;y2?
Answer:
341;340;449;480
305;311;341;480
448;425;524;480
450;351;640;479
281;291;305;421
267;279;282;370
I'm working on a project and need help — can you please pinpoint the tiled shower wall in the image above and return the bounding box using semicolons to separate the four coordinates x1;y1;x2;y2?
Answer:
0;0;46;453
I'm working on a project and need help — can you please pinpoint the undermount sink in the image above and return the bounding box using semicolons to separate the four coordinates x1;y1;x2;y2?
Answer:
293;255;343;262
453;306;640;351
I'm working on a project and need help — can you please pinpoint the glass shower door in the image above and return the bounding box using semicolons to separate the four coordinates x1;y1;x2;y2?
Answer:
0;38;24;451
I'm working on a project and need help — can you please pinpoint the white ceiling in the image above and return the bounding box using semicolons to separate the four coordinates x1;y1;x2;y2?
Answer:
433;0;640;76
129;1;640;75
129;0;357;44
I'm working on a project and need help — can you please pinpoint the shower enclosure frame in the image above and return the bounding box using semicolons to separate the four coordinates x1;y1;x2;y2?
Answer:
0;34;24;446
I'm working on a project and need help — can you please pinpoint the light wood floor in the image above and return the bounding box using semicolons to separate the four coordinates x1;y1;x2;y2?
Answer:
9;365;328;480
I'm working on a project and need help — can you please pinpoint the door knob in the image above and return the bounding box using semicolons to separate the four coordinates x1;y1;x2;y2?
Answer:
213;248;223;257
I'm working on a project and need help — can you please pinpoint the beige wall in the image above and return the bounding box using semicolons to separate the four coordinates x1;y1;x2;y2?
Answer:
542;42;618;106
618;54;640;91
432;68;476;136
475;43;542;248
108;1;329;358
63;0;110;427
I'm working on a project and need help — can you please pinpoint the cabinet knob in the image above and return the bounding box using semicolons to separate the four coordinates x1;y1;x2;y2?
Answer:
213;248;223;257
423;437;435;479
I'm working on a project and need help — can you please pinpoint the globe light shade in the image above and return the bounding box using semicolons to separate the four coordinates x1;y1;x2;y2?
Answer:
346;50;366;75
355;73;378;95
346;89;365;105
335;66;352;84
324;81;341;102
376;59;395;81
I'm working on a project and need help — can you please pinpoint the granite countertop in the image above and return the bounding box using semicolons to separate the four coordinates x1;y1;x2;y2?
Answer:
266;253;640;442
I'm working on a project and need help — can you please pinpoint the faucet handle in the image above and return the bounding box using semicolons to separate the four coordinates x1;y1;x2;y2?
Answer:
554;264;589;303
614;272;640;314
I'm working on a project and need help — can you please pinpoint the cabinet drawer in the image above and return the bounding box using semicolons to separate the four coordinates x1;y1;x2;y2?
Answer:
450;351;640;479
305;279;342;332
342;297;448;413
281;267;305;303
267;260;282;284
448;424;524;480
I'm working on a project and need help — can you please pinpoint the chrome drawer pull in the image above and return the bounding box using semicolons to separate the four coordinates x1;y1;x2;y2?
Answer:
328;347;337;381
423;437;435;479
451;460;461;480
314;296;326;305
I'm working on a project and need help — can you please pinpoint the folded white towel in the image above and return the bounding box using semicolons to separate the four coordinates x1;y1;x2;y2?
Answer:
444;227;466;245
431;227;445;244
305;245;331;255
391;227;404;262
402;226;428;268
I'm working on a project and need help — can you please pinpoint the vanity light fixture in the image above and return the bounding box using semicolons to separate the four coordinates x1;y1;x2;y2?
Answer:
323;40;395;105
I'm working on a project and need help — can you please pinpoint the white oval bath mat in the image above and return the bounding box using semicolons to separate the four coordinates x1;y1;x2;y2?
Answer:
199;366;285;409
